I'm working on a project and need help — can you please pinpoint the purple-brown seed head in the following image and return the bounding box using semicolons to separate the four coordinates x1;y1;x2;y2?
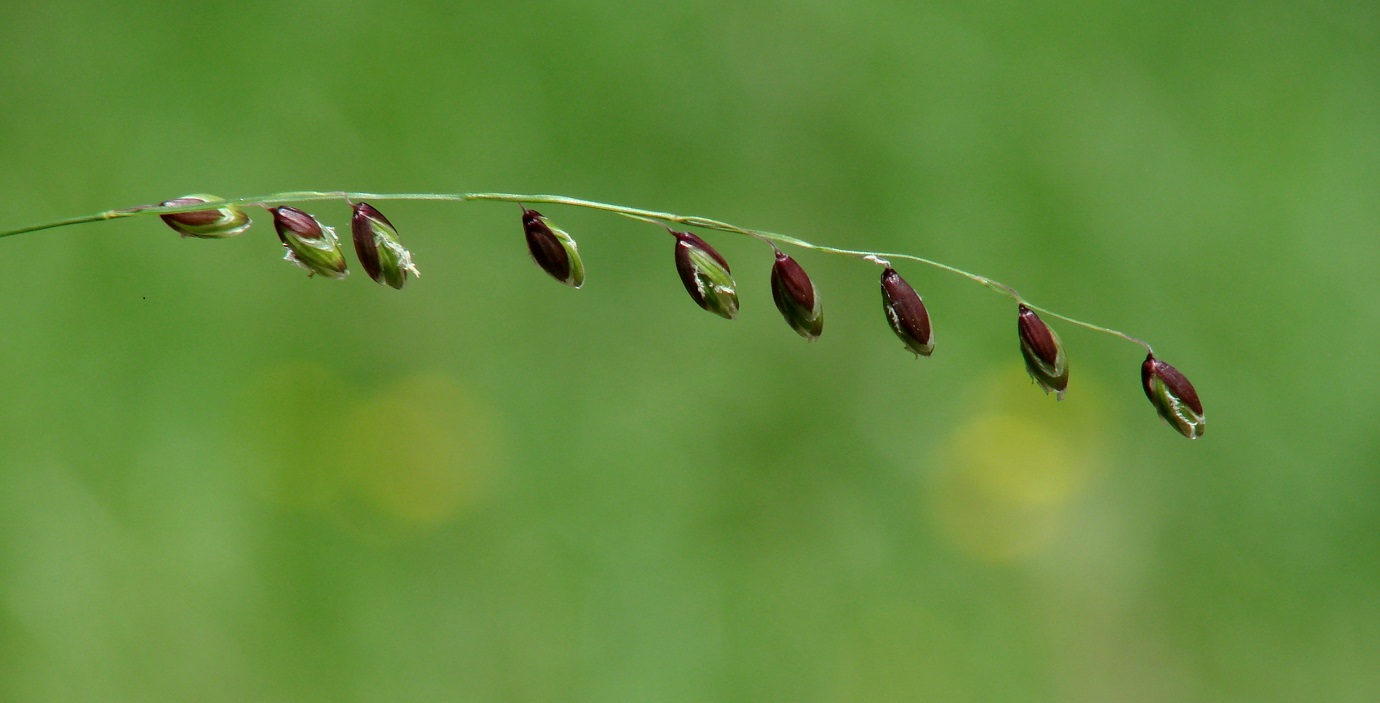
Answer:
1141;353;1205;439
673;230;738;319
273;206;325;240
770;250;823;341
1018;304;1069;398
158;194;251;239
352;202;418;289
880;267;933;357
521;208;584;288
272;206;348;280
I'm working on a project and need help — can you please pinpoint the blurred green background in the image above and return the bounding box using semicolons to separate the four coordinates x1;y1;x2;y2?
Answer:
1;0;1376;700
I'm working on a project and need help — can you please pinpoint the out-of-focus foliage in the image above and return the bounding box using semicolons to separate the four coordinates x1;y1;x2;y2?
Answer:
0;1;1376;701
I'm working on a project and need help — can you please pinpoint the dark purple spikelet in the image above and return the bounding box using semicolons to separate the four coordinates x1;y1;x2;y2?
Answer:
1018;304;1069;397
673;230;738;319
522;208;583;287
1141;355;1203;414
674;231;731;274
770;250;823;340
351;203;391;283
273;206;324;241
523;210;568;277
161;200;222;227
880;267;933;357
158;195;251;238
1019;306;1059;368
350;202;417;289
271;206;349;279
1141;353;1206;439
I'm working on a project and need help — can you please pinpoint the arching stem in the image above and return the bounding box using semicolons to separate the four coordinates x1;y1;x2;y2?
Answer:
0;190;1153;353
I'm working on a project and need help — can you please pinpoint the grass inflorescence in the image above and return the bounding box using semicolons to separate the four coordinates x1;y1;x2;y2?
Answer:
0;190;1206;439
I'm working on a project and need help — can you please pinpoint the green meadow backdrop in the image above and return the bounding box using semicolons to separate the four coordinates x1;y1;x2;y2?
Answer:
0;1;1376;700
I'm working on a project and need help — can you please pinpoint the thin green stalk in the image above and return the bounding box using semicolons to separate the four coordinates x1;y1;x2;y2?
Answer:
0;190;1152;352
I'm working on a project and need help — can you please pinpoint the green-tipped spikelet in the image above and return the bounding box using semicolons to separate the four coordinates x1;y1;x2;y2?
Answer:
1141;353;1206;439
272;206;348;279
1017;305;1069;399
159;194;251;239
521;207;585;288
673;230;738;319
351;203;419;289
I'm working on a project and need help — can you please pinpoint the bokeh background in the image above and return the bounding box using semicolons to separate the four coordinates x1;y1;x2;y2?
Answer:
1;1;1376;701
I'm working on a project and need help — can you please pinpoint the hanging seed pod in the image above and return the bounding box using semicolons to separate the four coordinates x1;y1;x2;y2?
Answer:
159;194;251;239
521;207;585;288
673;230;738;319
880;267;933;356
770;250;823;340
272;206;348;279
1141;353;1206;439
1017;304;1069;398
351;203;419;289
